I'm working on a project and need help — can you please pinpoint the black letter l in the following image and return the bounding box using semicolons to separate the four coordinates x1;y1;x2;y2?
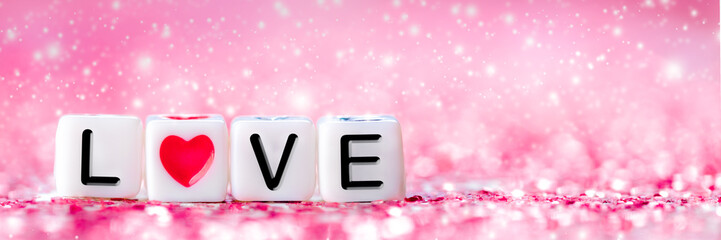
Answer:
81;129;120;186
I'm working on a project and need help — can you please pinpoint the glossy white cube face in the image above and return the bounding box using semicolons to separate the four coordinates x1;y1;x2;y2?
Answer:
145;114;228;202
55;115;143;198
230;116;316;201
318;115;405;202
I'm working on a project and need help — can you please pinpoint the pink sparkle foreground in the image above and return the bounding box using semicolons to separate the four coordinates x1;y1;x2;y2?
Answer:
0;0;719;239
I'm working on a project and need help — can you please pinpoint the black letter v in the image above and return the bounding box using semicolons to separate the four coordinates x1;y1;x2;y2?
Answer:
250;133;298;191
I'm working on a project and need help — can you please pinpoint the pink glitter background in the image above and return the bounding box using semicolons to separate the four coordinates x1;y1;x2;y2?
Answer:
0;0;720;239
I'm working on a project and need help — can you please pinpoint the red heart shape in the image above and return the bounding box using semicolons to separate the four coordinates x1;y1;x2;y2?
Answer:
159;135;215;187
164;115;209;120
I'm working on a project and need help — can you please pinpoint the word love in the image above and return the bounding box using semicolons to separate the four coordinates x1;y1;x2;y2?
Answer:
55;114;405;203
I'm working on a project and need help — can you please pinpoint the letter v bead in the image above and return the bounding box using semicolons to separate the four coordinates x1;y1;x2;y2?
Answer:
230;116;316;201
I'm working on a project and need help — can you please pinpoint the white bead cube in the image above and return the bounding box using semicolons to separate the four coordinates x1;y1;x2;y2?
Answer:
230;116;316;201
318;115;405;202
54;115;143;198
145;114;228;202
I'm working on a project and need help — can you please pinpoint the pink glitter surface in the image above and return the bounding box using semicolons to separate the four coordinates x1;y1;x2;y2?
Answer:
0;0;719;239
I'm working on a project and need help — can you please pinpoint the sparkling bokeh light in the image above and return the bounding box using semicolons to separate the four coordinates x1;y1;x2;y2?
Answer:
0;0;719;238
